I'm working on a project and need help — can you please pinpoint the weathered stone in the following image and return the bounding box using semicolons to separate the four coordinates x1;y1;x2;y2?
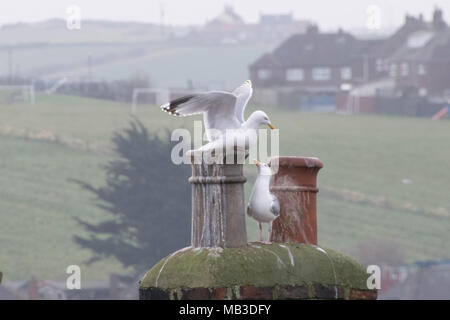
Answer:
277;284;310;299
349;289;378;300
189;157;247;248
313;283;346;299
269;156;323;244
139;287;170;300
240;286;273;300
140;243;376;300
140;284;377;300
139;156;376;300
181;288;211;300
211;287;227;300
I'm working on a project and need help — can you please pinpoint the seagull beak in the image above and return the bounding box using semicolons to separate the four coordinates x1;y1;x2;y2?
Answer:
253;159;261;166
268;123;275;130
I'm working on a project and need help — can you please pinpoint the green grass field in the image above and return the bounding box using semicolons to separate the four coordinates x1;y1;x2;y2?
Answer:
0;135;130;281
0;94;449;281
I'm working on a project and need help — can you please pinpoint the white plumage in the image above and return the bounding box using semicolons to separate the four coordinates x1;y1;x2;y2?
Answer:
247;160;280;243
161;80;275;142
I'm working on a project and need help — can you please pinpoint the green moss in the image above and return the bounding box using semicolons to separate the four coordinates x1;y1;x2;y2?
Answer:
140;243;368;290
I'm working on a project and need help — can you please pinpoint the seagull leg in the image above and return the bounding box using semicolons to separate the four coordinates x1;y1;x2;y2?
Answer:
261;222;273;244
265;221;273;244
259;222;263;243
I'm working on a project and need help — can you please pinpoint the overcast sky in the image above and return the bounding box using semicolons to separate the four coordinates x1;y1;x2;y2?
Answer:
1;0;450;30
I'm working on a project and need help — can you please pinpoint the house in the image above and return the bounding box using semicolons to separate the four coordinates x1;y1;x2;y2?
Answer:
250;8;450;111
370;14;429;80
250;25;375;88
387;9;450;98
249;25;376;109
340;8;450;115
195;6;310;45
257;12;310;44
200;6;247;44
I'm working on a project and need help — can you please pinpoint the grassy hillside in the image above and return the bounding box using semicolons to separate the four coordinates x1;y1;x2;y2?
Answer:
0;19;167;44
0;42;269;88
0;94;449;281
0;19;273;88
53;44;270;88
0;135;129;281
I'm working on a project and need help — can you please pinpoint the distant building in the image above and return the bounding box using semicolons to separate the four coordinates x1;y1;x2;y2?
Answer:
207;5;245;27
250;25;375;89
258;12;309;44
387;8;450;98
260;12;294;25
201;6;247;44
370;14;429;79
249;8;450;111
194;6;310;45
249;25;376;110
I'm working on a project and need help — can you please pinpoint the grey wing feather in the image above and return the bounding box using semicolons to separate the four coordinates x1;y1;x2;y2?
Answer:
232;80;253;123
270;194;280;216
203;92;241;133
161;91;236;117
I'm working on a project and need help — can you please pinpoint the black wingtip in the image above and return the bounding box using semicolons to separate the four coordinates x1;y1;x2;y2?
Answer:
169;95;195;108
160;94;196;116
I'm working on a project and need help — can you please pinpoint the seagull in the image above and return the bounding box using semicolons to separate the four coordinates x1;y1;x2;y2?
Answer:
160;80;275;144
247;160;280;243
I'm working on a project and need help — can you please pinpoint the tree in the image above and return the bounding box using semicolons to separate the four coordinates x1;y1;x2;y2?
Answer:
73;119;191;273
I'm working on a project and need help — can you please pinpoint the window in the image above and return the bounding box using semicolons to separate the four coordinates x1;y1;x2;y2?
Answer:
336;36;347;44
286;68;304;81
407;31;434;48
376;59;384;72
312;68;331;81
389;63;397;77
401;63;409;76
257;69;271;80
341;67;352;80
418;64;426;75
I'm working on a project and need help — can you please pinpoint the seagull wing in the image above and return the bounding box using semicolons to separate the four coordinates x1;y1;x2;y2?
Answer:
270;194;280;217
232;80;253;123
161;91;240;141
161;91;235;117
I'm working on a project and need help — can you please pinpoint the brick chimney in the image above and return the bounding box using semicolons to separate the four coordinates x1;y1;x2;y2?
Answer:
139;155;377;300
433;8;447;30
269;156;323;244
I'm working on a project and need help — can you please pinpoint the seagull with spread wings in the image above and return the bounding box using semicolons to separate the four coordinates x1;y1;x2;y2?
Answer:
161;80;275;143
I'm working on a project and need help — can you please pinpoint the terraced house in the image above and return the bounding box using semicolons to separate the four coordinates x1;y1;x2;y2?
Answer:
250;8;450;112
249;25;375;110
387;9;450;98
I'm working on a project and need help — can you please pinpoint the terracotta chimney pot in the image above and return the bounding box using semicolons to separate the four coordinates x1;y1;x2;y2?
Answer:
269;156;323;244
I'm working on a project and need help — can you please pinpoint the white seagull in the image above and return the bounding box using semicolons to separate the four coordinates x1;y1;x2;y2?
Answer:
160;80;275;143
247;160;280;243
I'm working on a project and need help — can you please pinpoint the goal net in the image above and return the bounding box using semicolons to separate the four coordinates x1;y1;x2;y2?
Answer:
0;85;35;105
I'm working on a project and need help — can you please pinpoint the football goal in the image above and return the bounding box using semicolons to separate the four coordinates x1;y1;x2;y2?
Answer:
0;85;35;105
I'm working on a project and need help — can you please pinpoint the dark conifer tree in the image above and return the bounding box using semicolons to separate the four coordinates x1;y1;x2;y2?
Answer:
73;119;191;273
